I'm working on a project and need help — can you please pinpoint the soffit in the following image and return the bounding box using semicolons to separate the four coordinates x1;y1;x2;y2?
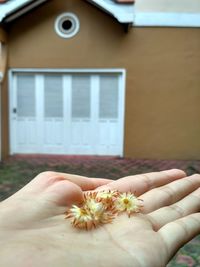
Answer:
0;0;48;23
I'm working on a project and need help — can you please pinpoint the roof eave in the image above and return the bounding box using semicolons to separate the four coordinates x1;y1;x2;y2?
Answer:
0;0;48;23
86;0;134;24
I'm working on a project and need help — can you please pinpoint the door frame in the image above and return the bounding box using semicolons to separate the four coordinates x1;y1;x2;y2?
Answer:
9;68;126;156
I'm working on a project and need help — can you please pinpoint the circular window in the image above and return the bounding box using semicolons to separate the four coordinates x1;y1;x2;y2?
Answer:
55;13;80;39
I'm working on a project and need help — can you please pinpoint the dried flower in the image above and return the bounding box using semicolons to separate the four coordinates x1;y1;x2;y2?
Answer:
115;192;143;217
96;190;119;200
65;190;143;230
65;205;94;230
96;190;119;209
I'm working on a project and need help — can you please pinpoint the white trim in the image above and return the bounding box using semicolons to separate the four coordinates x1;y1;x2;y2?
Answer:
1;0;134;24
9;68;126;157
63;75;72;153
86;0;134;23
134;12;200;27
90;75;99;153
36;74;44;153
119;71;126;157
0;0;33;21
10;68;126;74
8;70;15;155
54;13;80;39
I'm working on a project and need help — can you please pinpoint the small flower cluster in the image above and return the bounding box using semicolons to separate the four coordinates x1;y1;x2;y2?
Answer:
65;190;143;230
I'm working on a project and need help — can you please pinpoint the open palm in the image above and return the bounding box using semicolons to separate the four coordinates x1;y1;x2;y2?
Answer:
0;170;200;267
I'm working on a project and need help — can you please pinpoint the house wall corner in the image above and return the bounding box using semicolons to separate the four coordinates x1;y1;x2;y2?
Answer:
0;26;8;161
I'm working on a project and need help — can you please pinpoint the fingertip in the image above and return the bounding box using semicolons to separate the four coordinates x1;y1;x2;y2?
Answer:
163;169;187;178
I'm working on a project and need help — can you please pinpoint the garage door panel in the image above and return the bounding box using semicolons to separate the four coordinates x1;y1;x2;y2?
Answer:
17;120;26;144
96;75;121;155
44;75;63;118
99;75;119;119
16;119;37;152
98;120;118;140
71;75;91;118
71;121;92;145
42;75;64;150
44;119;64;145
110;121;119;145
17;74;36;117
15;74;38;150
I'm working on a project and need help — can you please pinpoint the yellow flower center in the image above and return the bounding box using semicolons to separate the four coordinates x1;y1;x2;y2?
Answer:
80;208;88;216
123;198;129;205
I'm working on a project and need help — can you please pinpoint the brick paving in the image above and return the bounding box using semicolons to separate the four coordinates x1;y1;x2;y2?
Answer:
8;154;200;175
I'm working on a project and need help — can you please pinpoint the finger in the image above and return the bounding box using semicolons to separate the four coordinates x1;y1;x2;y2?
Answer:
59;174;112;191
141;174;200;213
147;187;200;230
159;213;200;259
96;169;186;196
14;171;112;195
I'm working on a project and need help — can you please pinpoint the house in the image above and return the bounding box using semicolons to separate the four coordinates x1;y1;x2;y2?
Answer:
0;0;200;160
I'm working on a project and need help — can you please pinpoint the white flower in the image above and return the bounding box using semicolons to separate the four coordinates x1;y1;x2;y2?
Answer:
115;192;143;217
97;190;119;200
69;205;92;222
85;198;105;219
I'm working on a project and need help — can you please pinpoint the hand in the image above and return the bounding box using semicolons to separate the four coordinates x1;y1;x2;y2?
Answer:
0;170;200;267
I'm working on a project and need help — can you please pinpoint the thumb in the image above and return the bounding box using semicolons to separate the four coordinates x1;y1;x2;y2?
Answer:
43;180;84;207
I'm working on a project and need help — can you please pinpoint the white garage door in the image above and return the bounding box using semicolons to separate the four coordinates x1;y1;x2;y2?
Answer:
10;70;125;156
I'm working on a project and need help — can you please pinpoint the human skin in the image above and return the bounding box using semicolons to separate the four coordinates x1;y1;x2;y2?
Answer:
0;170;200;267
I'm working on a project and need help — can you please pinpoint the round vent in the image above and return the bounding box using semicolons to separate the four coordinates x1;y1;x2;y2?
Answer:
55;13;80;39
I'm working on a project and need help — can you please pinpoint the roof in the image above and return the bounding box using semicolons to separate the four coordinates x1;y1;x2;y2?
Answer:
0;0;135;24
87;0;135;23
0;0;48;23
0;0;199;27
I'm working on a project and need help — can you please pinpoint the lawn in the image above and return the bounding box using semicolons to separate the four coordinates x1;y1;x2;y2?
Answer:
0;156;200;267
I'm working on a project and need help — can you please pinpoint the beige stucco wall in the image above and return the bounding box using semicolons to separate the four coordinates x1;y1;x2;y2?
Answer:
135;0;200;13
0;27;7;42
2;0;200;160
0;26;7;75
